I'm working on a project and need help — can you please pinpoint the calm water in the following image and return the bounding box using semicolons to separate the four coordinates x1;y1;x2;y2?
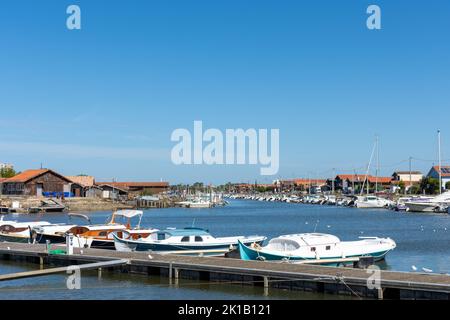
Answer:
1;199;449;300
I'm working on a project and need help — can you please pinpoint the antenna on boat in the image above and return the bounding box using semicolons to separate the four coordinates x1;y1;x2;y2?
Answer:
192;218;196;227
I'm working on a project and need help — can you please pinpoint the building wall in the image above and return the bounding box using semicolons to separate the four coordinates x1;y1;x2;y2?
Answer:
3;172;70;196
395;173;423;182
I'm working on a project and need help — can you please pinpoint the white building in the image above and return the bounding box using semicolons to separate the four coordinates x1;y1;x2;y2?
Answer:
392;171;423;184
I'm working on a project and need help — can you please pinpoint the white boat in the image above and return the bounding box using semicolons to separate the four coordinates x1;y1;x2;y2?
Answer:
0;219;51;243
355;196;392;209
405;191;450;213
32;210;158;249
113;227;267;256
238;233;396;265
187;199;212;208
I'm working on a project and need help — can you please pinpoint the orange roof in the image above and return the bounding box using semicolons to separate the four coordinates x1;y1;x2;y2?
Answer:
368;176;393;184
5;169;50;183
432;166;450;177
336;174;367;182
293;179;327;186
96;182;169;188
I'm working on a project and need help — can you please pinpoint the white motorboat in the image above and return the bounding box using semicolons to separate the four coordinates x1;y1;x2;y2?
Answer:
355;196;393;209
239;233;396;265
0;219;51;243
113;227;266;256
405;191;450;213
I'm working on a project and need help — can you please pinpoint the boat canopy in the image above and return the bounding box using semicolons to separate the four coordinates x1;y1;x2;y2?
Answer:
114;210;144;218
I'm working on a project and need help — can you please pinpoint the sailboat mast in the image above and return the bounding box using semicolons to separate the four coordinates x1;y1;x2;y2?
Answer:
376;135;379;193
438;130;442;194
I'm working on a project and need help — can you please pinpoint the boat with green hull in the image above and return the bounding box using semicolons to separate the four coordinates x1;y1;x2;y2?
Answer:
238;233;396;265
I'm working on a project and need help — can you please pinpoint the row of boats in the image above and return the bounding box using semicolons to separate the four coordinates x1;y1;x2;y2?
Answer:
0;209;397;265
227;191;450;213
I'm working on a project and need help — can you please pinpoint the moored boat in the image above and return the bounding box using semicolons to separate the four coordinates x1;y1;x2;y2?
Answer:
354;195;393;209
0;220;51;243
238;233;396;265
113;227;266;256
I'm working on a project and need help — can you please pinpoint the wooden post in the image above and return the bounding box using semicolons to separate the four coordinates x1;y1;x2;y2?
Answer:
39;256;44;270
263;276;269;296
169;262;173;285
174;268;179;286
98;267;102;278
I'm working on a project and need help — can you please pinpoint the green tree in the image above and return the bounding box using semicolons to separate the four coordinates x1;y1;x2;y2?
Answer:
398;181;405;193
0;167;16;178
420;177;440;195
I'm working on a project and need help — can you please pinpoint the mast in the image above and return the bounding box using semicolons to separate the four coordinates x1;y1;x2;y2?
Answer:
409;156;412;195
438;130;442;194
376;135;379;193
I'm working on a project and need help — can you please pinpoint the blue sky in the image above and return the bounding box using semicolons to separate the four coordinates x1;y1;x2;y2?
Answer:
1;0;450;184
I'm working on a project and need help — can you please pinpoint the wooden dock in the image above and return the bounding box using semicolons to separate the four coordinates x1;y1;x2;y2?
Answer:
0;242;449;299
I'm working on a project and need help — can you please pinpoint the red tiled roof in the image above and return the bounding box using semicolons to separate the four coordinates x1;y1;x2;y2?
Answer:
96;182;169;188
367;176;393;184
432;166;450;177
5;169;49;183
336;174;367;182
293;179;327;186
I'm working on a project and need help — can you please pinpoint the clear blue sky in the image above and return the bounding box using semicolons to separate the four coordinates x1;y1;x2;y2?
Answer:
1;0;449;184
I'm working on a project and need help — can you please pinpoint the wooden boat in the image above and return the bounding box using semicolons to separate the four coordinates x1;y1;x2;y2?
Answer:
0;219;51;243
238;233;396;265
33;210;158;249
113;227;266;256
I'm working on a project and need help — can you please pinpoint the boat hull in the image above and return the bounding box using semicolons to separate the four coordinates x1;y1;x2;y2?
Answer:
114;234;265;256
0;234;31;243
238;241;393;266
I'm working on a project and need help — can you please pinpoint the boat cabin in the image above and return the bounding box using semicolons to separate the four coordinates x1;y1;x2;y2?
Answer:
149;227;213;243
266;233;340;252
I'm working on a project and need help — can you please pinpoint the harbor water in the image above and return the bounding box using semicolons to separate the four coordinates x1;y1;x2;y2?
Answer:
1;199;449;300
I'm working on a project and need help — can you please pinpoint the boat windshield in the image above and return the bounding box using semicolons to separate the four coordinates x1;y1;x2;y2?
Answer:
267;239;300;251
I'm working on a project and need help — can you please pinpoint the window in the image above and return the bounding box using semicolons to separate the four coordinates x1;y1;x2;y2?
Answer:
310;247;316;252
181;236;190;242
99;231;107;237
157;233;168;240
195;236;203;242
326;246;331;250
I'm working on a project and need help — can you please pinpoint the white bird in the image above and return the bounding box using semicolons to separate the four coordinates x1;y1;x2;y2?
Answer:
422;268;433;273
411;265;417;271
148;254;153;260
